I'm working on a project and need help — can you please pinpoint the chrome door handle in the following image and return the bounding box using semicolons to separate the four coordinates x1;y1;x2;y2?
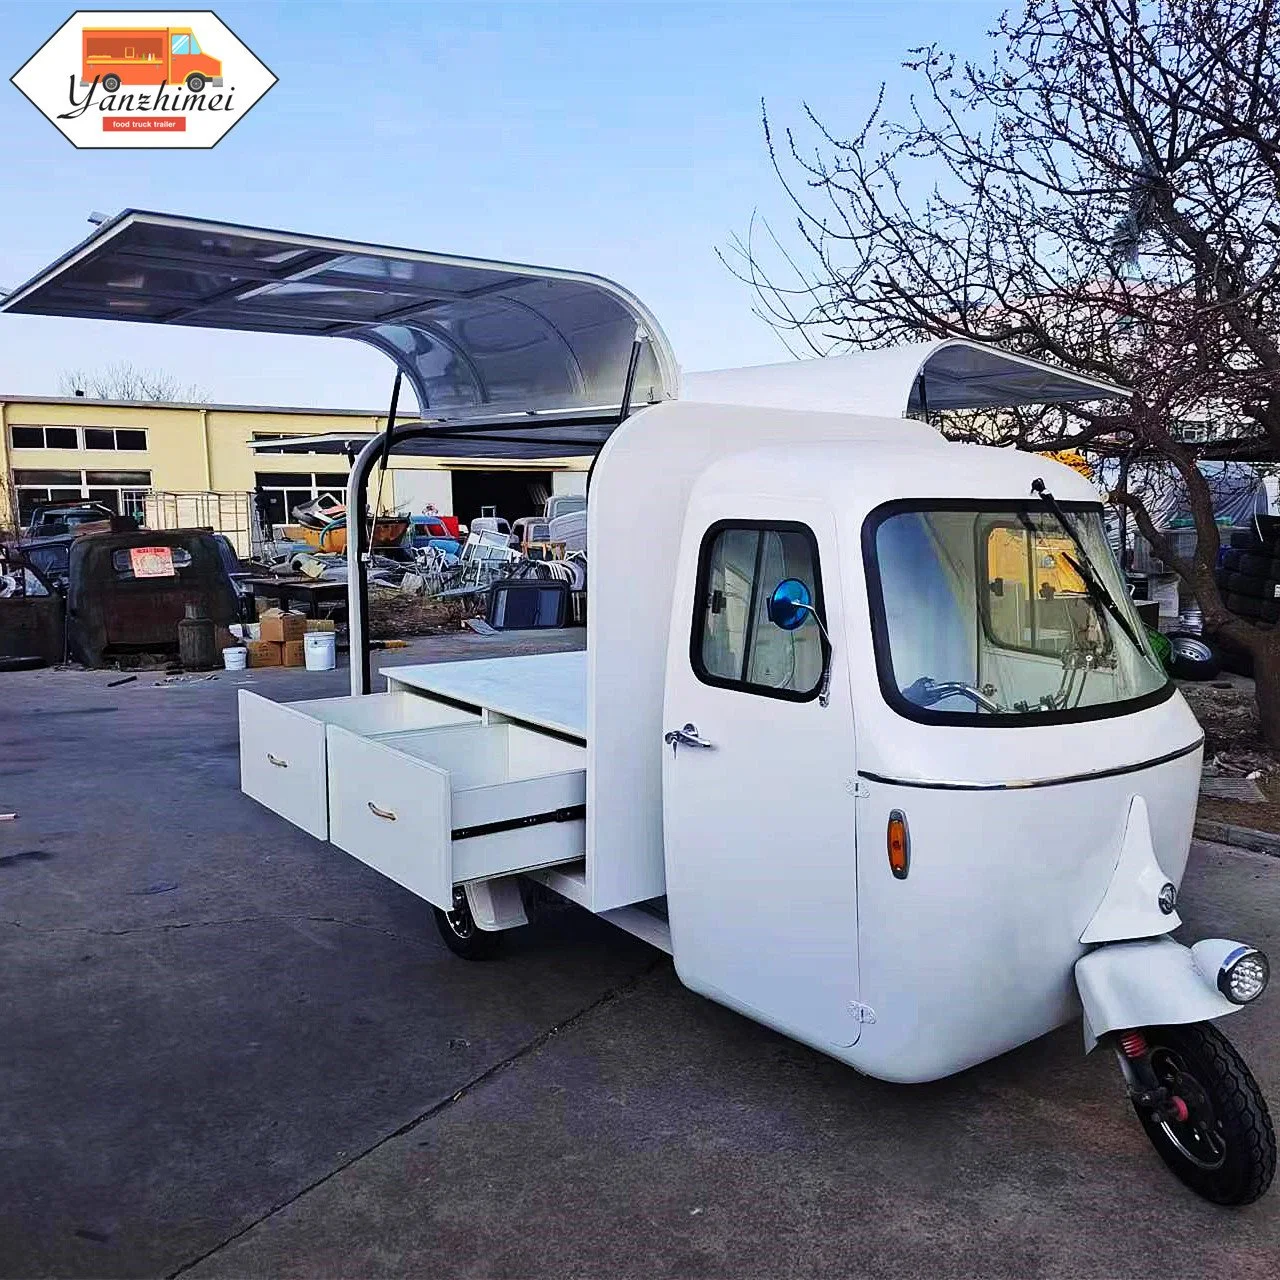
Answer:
266;753;288;768
664;723;715;755
367;802;397;821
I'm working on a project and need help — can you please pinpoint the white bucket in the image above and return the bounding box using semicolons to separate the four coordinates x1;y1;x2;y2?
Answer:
304;631;336;671
222;646;248;671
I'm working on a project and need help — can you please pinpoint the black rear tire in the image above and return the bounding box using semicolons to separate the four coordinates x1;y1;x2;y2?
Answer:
1230;527;1266;551
1221;571;1280;601
433;888;502;960
1133;1022;1275;1205
1235;552;1280;579
102;73;121;93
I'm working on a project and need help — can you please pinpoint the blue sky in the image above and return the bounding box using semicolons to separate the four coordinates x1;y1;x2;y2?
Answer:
0;0;1001;409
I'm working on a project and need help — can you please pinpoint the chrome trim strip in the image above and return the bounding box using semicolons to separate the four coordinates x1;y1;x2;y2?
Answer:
858;737;1204;792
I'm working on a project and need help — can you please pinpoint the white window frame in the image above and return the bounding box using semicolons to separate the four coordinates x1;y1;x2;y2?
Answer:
12;468;152;524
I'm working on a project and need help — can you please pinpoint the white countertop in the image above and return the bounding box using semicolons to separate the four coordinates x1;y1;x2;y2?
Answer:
383;650;588;740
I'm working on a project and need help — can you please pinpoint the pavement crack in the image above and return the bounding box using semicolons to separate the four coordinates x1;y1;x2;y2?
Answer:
164;955;667;1279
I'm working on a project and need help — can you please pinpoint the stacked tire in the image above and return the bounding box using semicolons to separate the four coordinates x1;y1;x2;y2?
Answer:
1214;525;1278;675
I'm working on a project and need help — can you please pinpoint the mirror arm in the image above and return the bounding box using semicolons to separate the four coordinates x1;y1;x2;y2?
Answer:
794;602;834;709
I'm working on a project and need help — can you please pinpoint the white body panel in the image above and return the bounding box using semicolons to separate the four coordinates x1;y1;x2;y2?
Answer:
1076;938;1243;1051
587;401;942;911
387;652;587;741
663;498;862;1050
1080;796;1182;943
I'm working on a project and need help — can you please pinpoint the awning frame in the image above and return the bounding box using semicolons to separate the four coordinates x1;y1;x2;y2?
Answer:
0;209;680;428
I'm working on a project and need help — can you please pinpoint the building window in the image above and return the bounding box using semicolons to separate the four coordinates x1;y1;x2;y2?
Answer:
9;425;79;449
255;471;350;527
84;427;148;451
12;468;152;525
9;425;147;451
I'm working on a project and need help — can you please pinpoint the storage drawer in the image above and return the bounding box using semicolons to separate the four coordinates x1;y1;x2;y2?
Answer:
238;691;478;840
326;721;586;910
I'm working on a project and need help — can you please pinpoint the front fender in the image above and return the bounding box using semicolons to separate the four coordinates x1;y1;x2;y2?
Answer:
1075;936;1246;1052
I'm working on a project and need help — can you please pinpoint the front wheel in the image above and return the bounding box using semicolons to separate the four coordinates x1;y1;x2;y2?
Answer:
185;73;207;92
1132;1022;1275;1205
432;888;502;960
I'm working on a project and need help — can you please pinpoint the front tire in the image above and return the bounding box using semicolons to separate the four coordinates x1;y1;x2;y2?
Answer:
1133;1022;1275;1205
433;888;502;960
186;73;207;92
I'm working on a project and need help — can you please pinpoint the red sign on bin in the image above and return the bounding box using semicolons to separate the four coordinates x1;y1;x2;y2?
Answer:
129;546;175;578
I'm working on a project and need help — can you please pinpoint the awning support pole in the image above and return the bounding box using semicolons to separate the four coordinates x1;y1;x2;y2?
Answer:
589;329;647;499
618;329;647;424
347;433;385;696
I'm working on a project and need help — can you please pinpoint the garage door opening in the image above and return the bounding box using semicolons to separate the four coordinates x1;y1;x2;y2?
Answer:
451;470;553;528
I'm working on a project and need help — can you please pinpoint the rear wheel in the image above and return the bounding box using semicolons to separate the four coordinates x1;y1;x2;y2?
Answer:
1132;1022;1275;1205
102;73;121;93
433;887;502;960
1166;632;1221;681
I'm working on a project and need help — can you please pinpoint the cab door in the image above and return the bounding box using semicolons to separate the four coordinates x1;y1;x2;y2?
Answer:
662;508;861;1049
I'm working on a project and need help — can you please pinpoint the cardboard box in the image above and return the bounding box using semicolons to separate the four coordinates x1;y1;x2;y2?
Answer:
259;608;307;643
304;618;336;633
281;639;307;668
246;640;282;668
254;596;279;619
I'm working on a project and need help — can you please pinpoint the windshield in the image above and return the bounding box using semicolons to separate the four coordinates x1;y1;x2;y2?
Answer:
868;502;1169;722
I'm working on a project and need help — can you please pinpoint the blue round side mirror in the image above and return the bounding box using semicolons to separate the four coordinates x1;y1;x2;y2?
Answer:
767;578;812;631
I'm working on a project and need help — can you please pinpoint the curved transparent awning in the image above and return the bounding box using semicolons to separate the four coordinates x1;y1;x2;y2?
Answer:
0;210;679;426
683;339;1128;416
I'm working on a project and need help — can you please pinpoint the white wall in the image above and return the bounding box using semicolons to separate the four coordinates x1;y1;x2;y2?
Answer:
553;471;587;497
392;468;453;514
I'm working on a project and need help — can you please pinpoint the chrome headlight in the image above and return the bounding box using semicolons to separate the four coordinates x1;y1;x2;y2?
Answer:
1217;947;1270;1005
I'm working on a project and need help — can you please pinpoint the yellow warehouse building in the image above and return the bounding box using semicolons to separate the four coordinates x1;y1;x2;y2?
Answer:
0;394;589;537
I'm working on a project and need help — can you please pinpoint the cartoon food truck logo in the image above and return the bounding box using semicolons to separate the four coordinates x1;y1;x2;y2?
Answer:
11;10;276;149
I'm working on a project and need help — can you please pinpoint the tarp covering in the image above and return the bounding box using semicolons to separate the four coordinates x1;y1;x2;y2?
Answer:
0;210;678;425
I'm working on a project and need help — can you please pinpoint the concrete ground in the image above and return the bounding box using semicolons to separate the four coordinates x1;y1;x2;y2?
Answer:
1;633;1278;1279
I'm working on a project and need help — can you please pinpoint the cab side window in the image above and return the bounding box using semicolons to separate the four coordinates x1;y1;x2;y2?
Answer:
692;522;826;701
172;34;190;55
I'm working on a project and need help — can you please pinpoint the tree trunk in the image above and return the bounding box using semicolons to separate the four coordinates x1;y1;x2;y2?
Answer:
1247;632;1280;749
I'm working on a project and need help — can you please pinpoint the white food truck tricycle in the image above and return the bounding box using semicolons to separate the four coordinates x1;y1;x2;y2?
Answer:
5;212;1273;1205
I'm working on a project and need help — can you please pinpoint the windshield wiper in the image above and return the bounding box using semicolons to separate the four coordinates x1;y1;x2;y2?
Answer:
1025;478;1147;660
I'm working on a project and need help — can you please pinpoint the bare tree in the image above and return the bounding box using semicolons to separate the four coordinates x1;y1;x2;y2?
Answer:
58;361;205;402
731;0;1280;741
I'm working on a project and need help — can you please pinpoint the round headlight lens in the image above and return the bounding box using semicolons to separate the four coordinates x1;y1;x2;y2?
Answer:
1218;949;1270;1004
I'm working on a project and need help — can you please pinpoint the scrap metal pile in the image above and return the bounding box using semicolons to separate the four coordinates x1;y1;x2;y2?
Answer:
249;493;588;631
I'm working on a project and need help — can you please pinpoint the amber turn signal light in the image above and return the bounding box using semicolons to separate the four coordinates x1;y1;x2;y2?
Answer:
887;810;910;880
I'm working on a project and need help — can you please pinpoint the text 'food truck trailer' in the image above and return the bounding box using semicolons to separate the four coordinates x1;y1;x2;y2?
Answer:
2;211;1273;1207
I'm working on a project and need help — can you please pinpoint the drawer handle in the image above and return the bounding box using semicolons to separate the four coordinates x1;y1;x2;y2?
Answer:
266;753;288;768
368;802;398;822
